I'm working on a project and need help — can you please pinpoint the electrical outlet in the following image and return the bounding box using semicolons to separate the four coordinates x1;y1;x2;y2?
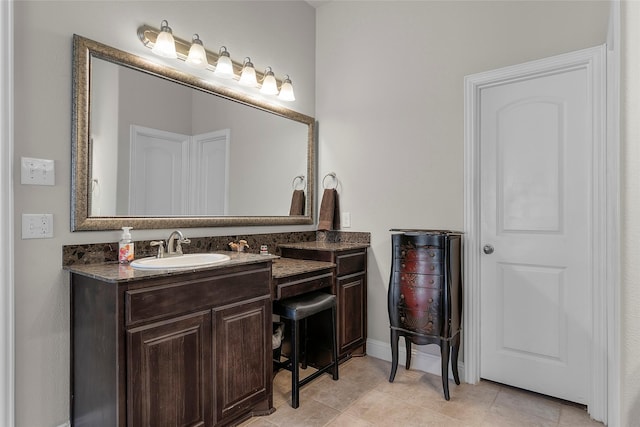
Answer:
21;157;55;186
342;212;351;228
22;214;54;239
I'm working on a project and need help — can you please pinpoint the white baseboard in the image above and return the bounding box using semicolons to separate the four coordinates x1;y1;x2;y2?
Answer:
56;422;70;427
366;338;465;382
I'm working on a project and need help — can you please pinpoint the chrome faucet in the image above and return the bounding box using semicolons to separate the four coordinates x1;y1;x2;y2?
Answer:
166;230;191;256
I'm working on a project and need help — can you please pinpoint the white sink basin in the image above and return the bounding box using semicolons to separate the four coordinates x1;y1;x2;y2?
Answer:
130;253;231;270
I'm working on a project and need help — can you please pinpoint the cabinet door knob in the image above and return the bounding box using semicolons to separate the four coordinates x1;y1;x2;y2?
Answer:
483;244;494;255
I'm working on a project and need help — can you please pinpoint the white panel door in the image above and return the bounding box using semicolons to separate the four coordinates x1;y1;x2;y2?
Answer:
129;126;190;215
480;67;591;404
190;130;229;215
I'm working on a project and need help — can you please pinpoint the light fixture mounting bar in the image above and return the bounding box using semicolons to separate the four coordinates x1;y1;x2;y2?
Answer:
137;25;282;86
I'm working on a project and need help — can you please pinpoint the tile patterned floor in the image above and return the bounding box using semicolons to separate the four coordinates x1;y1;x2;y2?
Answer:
240;356;604;427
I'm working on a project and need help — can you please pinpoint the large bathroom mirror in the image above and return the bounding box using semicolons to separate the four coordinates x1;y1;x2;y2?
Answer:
72;34;315;231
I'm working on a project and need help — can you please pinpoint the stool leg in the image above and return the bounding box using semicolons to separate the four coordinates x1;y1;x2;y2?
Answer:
405;337;412;370
301;318;308;370
331;305;339;380
291;319;300;409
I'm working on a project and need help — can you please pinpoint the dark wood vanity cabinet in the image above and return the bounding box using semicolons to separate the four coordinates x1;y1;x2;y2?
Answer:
71;262;273;427
127;311;213;426
213;298;272;423
279;246;368;361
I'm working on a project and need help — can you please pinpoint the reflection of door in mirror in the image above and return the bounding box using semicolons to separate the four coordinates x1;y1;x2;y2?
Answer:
128;126;189;216
91;124;230;216
88;56;309;219
126;126;229;216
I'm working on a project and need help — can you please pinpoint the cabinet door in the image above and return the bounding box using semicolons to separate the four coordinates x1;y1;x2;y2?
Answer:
127;311;212;427
338;273;366;355
213;297;271;424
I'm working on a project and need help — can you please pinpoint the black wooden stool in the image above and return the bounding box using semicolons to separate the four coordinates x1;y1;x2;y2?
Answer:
273;291;339;408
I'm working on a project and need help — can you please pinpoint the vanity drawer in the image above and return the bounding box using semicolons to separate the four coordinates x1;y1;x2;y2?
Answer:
275;271;333;300
336;251;366;276
125;268;271;326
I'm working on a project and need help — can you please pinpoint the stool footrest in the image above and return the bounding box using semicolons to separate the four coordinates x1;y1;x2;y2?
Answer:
299;363;338;387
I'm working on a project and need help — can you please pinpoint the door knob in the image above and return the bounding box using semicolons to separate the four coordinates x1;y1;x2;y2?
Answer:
483;244;494;254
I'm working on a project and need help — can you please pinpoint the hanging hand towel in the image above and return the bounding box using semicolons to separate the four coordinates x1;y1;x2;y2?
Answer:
289;189;306;216
317;188;340;231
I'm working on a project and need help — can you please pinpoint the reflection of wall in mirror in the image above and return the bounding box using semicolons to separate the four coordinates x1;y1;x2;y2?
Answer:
192;91;308;216
91;59;194;216
128;125;230;217
89;58;119;217
90;58;308;217
117;64;193;215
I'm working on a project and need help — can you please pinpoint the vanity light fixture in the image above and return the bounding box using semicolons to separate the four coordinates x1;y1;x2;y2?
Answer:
151;20;177;59
239;57;258;87
185;34;208;69
214;46;235;79
138;22;296;101
278;75;296;101
260;67;279;95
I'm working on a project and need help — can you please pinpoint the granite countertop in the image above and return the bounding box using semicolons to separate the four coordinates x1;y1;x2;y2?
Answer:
271;258;335;279
65;252;336;284
278;241;370;252
64;252;278;283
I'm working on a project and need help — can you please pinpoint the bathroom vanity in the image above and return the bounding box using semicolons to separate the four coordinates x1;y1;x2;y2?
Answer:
64;232;371;426
279;242;368;362
67;253;275;427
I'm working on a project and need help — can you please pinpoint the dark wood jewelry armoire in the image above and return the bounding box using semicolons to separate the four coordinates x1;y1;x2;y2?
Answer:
387;229;463;400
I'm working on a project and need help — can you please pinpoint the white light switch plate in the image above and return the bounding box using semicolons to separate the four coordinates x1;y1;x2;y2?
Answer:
21;157;55;185
342;212;351;228
22;214;54;239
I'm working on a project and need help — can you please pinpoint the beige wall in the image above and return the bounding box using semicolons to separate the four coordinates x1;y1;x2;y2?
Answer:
316;0;609;349
621;2;640;425
13;2;315;425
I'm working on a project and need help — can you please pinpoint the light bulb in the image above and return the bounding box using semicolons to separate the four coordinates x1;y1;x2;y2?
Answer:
260;67;278;95
239;57;258;87
214;46;235;79
185;34;208;69
278;75;295;101
151;20;177;59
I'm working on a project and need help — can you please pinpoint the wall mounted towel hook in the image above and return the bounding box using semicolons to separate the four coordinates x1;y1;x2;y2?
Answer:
292;175;306;190
322;172;338;189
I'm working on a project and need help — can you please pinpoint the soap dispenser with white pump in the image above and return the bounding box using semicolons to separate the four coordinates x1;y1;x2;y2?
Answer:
119;227;135;264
